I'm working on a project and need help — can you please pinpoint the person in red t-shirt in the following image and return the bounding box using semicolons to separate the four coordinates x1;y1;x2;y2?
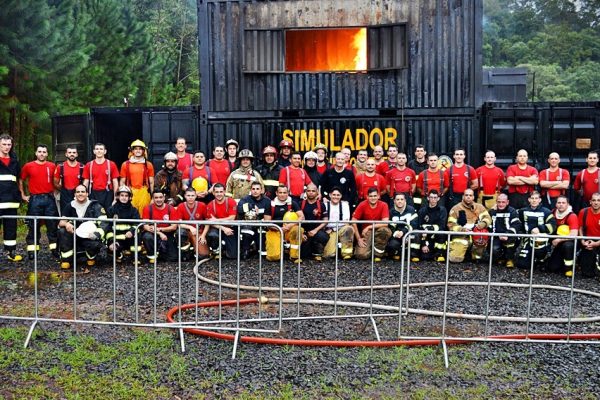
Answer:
443;148;477;210
82;143;120;210
279;152;313;203
386;152;416;206
174;137;194;174
548;196;579;276
475;150;506;209
578;192;600;278
206;183;238;258
416;153;445;201
53;145;84;212
356;159;386;202
19;144;59;259
141;190;180;263
207;146;232;186
506;149;539;209
376;145;398;177
183;151;214;203
539;152;570;210
177;187;209;259
352;188;392;261
574;150;600;211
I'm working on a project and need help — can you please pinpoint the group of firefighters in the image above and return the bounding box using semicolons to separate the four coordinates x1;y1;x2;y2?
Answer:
0;132;599;278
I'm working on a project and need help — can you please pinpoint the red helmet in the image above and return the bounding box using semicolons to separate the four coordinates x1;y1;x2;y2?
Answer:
263;146;278;157
279;139;293;149
472;226;489;247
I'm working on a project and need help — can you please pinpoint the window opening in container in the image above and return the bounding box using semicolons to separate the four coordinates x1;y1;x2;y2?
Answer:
285;28;367;72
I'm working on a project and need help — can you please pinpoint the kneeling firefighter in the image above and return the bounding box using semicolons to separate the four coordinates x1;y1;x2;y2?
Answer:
266;185;304;262
106;185;141;262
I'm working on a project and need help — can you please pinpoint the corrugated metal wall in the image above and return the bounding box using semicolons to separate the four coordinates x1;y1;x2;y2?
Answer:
198;0;482;112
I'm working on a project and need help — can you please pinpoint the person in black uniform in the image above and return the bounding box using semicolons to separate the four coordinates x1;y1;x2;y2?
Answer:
237;181;272;259
516;191;556;270
58;184;109;269
256;146;283;200
413;190;448;262
489;193;522;268
299;183;329;261
106;185;140;262
0;134;23;262
320;152;357;207
386;193;418;260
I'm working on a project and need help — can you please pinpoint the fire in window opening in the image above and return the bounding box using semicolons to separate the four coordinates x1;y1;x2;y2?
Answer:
285;28;367;72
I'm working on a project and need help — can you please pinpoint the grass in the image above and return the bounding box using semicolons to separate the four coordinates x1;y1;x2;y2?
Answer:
0;325;597;399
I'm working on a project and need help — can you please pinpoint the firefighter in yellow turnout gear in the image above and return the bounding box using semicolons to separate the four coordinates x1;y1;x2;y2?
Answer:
447;189;492;263
266;185;304;262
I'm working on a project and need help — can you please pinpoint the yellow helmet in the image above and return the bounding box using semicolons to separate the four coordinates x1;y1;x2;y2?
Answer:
282;211;299;221
130;139;147;149
557;225;571;236
191;177;209;193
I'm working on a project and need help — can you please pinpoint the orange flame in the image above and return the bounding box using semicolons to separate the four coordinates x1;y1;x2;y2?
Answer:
286;28;367;72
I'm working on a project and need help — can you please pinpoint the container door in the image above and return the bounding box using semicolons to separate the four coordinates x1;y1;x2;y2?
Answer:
52;114;91;163
142;110;198;168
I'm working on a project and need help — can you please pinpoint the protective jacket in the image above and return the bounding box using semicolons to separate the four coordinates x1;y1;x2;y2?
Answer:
490;206;521;234
61;200;110;240
389;205;418;236
518;205;556;234
154;169;184;205
417;204;447;232
447;202;492;231
257;162;283;199
106;202;140;242
225;167;264;200
0;155;21;208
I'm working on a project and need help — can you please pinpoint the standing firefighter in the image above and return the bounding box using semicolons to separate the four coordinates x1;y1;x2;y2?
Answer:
447;189;492;263
256;146;282;200
19;144;59;260
57;184;109;269
106;185;140;262
53;145;84;213
0;134;22;262
225;149;264;200
82;142;120;210
120;139;155;216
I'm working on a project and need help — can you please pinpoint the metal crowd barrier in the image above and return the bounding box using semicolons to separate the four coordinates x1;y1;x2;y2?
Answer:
0;215;599;365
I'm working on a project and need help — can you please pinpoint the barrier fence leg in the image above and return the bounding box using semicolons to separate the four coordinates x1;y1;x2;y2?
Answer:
232;331;240;360
179;328;186;353
440;339;449;369
370;316;381;342
24;320;38;349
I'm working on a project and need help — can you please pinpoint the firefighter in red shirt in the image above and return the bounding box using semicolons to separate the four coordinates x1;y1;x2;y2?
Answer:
475;150;506;209
443;148;478;210
386;152;416;206
54;145;84;213
141;190;179;263
19;144;59;259
82;142;120;210
207;146;231;186
279;152;312;204
376;145;398;176
183;150;214;202
506;149;539;209
174;137;193;174
578;192;600;278
352;188;392;261
416;153;445;204
574;150;600;211
539;152;570;210
206;183;238;259
355;158;386;202
177;187;209;259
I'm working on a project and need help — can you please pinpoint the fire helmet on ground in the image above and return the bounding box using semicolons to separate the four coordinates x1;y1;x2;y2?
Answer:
191;177;209;193
163;152;178;162
129;139;147;149
238;149;254;159
557;224;571;236
279;139;293;149
282;211;299;221
472;226;489;246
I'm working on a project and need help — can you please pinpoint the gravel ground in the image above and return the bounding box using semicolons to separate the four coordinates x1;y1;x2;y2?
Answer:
1;248;600;397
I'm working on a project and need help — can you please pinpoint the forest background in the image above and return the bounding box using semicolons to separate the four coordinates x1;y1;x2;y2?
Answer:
1;0;599;160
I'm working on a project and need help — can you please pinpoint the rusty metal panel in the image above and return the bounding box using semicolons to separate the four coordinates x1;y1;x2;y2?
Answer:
199;0;482;112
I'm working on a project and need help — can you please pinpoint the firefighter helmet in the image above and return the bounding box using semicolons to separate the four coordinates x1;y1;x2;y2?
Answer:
163;152;178;162
263;146;278;157
238;149;254;159
191;177;209;193
313;143;328;153
129;139;147;149
225;139;239;149
282;211;299;221
303;151;318;161
472;226;489;247
279;139;293;149
557;225;571;236
116;185;132;196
